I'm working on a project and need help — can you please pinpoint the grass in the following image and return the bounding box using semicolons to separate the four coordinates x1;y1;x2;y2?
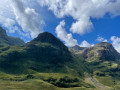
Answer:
0;73;95;90
0;79;58;90
0;79;93;90
115;85;120;90
94;75;120;90
95;76;116;87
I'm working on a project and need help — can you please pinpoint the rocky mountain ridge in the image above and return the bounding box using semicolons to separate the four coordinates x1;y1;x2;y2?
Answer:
0;27;25;45
81;42;120;61
0;30;120;89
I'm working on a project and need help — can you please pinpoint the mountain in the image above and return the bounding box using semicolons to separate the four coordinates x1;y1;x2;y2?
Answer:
0;27;25;45
0;32;94;89
78;42;120;89
82;42;120;61
0;32;72;74
69;45;86;53
0;31;120;89
31;32;66;47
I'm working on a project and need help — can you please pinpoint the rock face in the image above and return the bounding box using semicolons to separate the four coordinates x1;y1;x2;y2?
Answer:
69;45;86;53
0;27;25;45
82;42;120;61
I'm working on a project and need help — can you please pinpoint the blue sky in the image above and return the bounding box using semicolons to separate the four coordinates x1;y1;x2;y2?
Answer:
0;0;120;52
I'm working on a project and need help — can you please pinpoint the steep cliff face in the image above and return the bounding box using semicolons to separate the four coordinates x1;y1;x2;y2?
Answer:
82;42;120;61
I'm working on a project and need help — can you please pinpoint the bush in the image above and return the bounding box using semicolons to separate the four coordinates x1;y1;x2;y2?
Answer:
26;74;35;79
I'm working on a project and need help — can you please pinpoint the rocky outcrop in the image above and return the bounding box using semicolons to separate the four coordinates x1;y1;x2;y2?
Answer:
82;42;120;61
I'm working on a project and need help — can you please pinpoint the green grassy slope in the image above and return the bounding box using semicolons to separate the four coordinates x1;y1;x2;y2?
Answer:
0;72;95;90
0;32;72;74
75;42;120;89
0;32;120;89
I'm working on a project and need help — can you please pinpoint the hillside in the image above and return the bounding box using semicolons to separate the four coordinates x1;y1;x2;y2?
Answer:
0;31;120;89
79;42;120;89
0;27;25;45
0;32;73;74
0;31;95;89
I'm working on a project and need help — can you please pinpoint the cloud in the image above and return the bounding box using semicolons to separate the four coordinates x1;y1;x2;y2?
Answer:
3;18;15;28
38;0;120;35
110;36;120;53
0;16;16;32
56;20;78;47
11;0;44;38
56;20;94;47
70;18;93;35
96;35;108;42
0;0;120;47
80;40;92;47
0;0;19;33
0;0;44;39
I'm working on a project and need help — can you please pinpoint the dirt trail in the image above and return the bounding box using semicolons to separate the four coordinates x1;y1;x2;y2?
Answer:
86;77;111;90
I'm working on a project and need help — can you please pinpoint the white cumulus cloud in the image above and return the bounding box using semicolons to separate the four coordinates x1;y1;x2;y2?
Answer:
110;36;120;53
80;40;92;47
11;0;44;38
0;0;44;39
38;0;120;35
96;35;108;42
56;20;78;47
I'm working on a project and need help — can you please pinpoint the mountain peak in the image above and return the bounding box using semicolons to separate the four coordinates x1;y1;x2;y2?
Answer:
0;27;7;38
82;42;120;61
95;42;112;47
31;32;65;47
33;32;54;42
94;42;114;51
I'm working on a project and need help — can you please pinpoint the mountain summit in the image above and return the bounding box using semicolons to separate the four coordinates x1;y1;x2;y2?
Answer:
82;42;120;61
26;32;70;56
31;32;66;47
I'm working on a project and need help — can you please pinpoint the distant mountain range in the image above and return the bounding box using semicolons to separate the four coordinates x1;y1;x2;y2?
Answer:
0;28;120;90
69;45;86;53
0;27;24;45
